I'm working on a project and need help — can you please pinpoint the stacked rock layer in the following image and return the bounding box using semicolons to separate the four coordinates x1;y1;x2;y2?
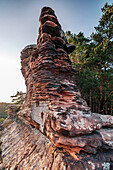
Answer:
1;116;113;169
2;7;113;169
20;6;113;153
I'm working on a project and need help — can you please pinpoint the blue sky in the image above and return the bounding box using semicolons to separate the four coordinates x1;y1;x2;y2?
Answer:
0;0;112;102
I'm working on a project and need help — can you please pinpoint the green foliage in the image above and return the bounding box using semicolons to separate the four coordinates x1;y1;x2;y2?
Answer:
0;103;10;119
0;118;4;124
66;3;113;115
94;3;113;41
11;91;26;105
65;31;90;64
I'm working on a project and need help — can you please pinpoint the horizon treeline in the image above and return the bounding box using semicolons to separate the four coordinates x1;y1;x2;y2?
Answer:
66;3;113;115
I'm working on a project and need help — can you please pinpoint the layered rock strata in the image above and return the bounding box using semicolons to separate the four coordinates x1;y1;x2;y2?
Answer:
1;116;113;169
19;6;113;152
1;6;113;169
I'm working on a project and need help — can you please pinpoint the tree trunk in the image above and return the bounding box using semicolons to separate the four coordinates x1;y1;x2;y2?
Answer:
89;90;92;109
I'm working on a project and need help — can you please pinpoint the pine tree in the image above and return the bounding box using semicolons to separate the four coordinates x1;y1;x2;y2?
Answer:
11;91;26;105
66;3;113;115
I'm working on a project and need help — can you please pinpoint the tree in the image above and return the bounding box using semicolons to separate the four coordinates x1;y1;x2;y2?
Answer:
90;3;113;114
11;91;26;105
65;31;90;64
66;3;113;115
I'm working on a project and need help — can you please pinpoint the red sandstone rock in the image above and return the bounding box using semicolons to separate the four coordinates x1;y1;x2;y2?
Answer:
39;14;61;29
1;6;113;169
1;117;113;169
19;6;113;149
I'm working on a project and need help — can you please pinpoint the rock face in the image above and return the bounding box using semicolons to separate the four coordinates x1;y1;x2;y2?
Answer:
1;6;113;169
1;116;113;170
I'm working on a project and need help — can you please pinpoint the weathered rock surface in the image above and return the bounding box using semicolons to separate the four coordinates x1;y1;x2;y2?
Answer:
1;6;113;169
1;116;113;170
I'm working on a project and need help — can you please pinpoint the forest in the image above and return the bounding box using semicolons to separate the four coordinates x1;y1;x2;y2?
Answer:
66;3;113;115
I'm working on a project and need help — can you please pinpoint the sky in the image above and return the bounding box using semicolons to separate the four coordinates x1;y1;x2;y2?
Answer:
0;0;112;103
